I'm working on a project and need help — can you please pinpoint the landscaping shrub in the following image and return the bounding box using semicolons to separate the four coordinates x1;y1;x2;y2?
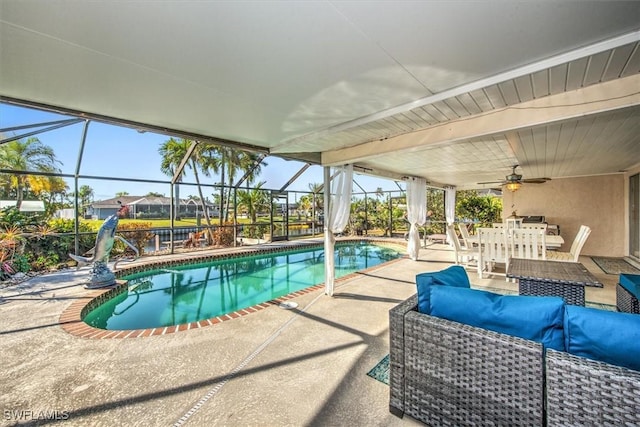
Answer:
22;219;95;271
212;224;235;247
114;222;155;255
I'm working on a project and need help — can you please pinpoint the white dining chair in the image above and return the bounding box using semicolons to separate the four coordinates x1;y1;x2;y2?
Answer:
546;225;591;262
477;227;508;279
508;228;547;261
505;218;522;230
457;223;475;249
521;223;548;232
447;224;478;269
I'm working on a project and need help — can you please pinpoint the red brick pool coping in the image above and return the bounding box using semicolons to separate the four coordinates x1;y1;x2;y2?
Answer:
60;240;406;339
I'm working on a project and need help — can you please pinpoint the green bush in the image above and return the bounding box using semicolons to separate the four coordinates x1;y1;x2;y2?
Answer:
212;224;235;247
114;222;155;255
19;218;95;270
10;254;30;273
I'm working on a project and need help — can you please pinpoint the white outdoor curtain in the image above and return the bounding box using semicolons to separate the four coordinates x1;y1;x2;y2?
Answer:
445;187;456;225
406;178;427;260
324;164;353;296
445;186;456;244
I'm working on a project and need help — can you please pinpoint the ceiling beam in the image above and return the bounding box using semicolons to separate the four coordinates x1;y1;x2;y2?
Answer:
285;30;640;147
353;164;449;189
322;74;640;166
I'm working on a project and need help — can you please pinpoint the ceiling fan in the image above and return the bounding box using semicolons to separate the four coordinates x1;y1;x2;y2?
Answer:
477;165;551;192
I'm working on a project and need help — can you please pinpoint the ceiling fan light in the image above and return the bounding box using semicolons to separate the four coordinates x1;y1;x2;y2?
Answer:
505;181;521;192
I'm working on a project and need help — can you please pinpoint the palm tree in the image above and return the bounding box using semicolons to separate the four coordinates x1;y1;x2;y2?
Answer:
78;185;94;216
297;194;313;219
0;137;61;209
236;182;270;224
214;148;266;223
159;138;218;241
307;182;324;221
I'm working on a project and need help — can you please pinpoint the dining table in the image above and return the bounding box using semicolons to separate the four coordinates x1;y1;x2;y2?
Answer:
465;233;564;249
543;234;564;249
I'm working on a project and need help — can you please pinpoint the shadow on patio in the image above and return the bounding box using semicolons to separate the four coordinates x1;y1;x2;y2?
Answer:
0;242;618;425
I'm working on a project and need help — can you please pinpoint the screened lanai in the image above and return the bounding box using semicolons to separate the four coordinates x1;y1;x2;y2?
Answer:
3;4;640;425
1;102;442;263
1;1;640;260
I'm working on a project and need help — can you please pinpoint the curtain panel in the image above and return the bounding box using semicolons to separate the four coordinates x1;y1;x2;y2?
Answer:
324;164;353;296
406;178;427;260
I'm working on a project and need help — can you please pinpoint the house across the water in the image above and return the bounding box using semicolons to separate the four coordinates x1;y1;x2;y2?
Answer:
89;196;218;220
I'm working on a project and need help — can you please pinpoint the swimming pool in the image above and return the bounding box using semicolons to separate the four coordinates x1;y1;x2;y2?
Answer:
83;242;402;331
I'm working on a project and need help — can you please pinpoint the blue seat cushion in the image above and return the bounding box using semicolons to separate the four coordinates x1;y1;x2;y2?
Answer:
564;305;640;371
416;265;470;314
619;273;640;298
429;286;565;351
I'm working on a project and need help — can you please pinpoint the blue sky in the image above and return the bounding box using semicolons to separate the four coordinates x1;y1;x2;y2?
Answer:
0;103;402;201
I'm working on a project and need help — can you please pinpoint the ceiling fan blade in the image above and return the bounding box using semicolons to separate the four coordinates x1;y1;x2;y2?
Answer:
477;180;505;185
521;177;551;184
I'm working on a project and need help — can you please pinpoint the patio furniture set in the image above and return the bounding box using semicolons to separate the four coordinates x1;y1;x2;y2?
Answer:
451;223;592;280
389;266;640;426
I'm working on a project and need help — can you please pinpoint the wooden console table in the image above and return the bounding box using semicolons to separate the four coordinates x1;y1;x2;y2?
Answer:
507;258;602;306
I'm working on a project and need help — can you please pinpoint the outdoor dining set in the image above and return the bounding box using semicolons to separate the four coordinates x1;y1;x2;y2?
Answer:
445;220;600;304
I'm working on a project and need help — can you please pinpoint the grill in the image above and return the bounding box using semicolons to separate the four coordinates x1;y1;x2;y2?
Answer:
521;216;560;235
522;216;545;223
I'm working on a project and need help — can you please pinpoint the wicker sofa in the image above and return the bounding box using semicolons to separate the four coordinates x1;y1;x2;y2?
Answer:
389;294;546;426
390;267;640;426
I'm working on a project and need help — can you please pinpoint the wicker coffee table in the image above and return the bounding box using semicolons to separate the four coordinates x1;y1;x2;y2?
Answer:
507;258;602;306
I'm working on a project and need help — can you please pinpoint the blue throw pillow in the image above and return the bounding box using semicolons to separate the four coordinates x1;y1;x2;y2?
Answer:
429;286;565;351
564;305;640;371
416;265;470;314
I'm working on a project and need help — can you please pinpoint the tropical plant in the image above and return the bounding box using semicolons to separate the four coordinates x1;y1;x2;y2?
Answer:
21;218;94;271
456;190;502;230
297;194;313;219
0;224;25;263
308;182;323;203
28;175;68;217
366;194;403;237
114;222;155;255
78;185;94;216
215;149;267;222
159;138;270;245
0;206;41;229
236;182;270;224
348;197;370;235
0;137;62;209
159;138;216;243
211;223;235;247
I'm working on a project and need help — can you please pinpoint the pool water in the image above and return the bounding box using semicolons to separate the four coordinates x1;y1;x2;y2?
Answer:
83;242;402;330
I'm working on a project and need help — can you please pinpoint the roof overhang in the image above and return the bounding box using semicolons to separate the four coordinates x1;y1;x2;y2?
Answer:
1;1;639;188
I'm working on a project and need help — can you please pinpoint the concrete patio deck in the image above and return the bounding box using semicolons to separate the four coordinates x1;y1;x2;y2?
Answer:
0;240;619;426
